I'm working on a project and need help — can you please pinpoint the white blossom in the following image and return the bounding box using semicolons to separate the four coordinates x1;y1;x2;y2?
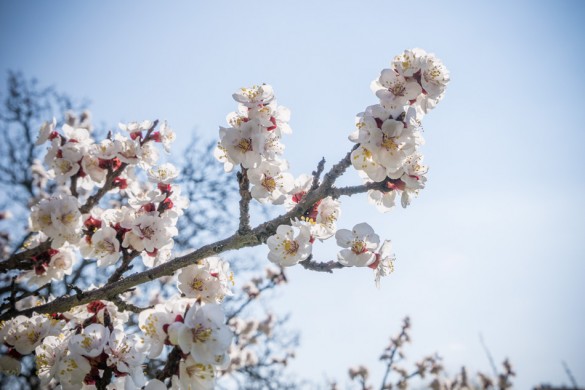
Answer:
177;256;234;303
248;160;294;204
86;226;121;267
105;329;147;387
177;304;233;367
35;118;57;145
371;240;396;288
68;323;110;358
232;84;274;107
148;163;179;184
177;355;216;390
35;335;66;386
1;314;64;355
267;224;312;267
335;222;380;267
371;68;422;109
30;194;82;248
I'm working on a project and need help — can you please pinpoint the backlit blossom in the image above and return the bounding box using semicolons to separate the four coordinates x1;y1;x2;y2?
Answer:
30;194;82;248
148;163;179;184
178;355;216;390
248;160;294;204
36;118;57;145
178;303;233;366
232;84;274;108
370;240;396;288
68;323;110;358
267;224;312;267
336;222;380;267
85;226;121;267
177;256;234;303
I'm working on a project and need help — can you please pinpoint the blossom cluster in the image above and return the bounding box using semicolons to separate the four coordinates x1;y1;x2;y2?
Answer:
225;49;448;285
214;84;294;205
2;115;238;388
0;301;147;389
351;48;449;211
1;256;235;389
28;119;186;284
138;256;234;389
0;48;449;388
214;88;344;267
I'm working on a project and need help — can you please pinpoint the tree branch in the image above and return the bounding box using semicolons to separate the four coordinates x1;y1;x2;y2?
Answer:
237;168;252;234
0;144;363;320
300;255;345;273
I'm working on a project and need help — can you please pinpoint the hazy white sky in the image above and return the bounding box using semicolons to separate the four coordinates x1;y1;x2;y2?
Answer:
1;1;584;388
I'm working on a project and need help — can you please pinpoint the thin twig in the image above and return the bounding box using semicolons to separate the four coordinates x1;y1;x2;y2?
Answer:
300;255;345;273
237;168;252;234
479;333;498;378
562;360;579;389
311;158;326;191
107;250;140;284
110;296;149;314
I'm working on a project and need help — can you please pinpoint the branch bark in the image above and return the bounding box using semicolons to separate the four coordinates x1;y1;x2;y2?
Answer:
0;144;376;321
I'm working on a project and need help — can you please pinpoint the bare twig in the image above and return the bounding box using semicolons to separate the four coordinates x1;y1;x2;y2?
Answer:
107;250;140;284
311;158;326;191
479;333;498;378
300;256;345;273
562;360;579;389
110;296;149;314
237;168;252;234
380;317;410;390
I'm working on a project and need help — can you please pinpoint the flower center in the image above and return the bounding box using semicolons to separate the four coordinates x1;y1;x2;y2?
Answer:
191;278;204;291
141;226;155;239
381;135;398;151
236;138;253;152
283;240;299;255
61;212;77;224
192;324;212;343
262;176;276;192
351;240;367;255
389;81;406;97
95;240;115;255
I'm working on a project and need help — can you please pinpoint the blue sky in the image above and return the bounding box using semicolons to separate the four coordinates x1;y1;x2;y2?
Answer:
1;0;584;388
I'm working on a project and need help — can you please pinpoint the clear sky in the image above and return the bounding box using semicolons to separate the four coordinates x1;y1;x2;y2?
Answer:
1;0;584;388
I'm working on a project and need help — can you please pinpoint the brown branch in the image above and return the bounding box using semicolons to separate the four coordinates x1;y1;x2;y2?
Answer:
237;167;252;234
330;181;389;199
0;145;363;321
107;250;140;284
110;295;148;314
156;346;183;381
380;317;411;390
300;255;345;273
70;175;78;198
311;158;326;191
